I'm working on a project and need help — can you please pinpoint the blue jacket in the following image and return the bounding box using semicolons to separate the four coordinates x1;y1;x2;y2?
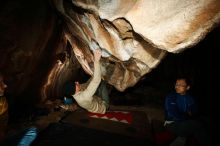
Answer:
165;92;197;121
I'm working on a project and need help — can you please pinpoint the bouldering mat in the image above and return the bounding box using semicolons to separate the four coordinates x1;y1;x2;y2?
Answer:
61;109;152;139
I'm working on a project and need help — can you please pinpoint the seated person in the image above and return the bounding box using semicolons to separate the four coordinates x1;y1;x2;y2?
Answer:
164;76;212;146
0;73;8;142
0;73;38;146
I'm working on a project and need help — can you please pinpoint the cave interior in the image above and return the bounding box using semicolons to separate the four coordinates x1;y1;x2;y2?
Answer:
0;0;220;145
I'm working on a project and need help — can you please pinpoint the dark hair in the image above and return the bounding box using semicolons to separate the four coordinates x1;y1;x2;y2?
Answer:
176;76;191;86
64;81;76;97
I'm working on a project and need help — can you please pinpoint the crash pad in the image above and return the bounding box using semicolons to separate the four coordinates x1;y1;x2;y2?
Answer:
61;109;152;139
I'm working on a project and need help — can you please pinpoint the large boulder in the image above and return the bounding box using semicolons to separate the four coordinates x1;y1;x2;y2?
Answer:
0;0;219;101
52;0;220;91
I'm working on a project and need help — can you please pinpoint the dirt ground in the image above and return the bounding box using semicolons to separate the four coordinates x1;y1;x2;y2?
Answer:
5;99;164;146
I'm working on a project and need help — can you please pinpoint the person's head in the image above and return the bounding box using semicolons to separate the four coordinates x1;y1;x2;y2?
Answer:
174;77;190;95
64;81;75;97
64;81;82;97
0;73;7;96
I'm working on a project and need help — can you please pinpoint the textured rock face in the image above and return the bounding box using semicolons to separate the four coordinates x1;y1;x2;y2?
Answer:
0;0;220;101
53;0;220;91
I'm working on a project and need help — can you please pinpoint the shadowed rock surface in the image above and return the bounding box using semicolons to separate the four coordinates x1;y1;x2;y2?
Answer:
0;1;220;145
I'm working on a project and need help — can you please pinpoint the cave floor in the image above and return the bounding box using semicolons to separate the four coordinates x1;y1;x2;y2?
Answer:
6;101;158;146
31;108;153;146
6;100;218;146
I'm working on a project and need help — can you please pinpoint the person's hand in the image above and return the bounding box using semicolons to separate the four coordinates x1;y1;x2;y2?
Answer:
94;49;102;62
60;103;78;112
75;82;80;93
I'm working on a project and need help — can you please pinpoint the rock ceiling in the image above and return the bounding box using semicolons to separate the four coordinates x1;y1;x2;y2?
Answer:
52;0;220;91
0;0;220;100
